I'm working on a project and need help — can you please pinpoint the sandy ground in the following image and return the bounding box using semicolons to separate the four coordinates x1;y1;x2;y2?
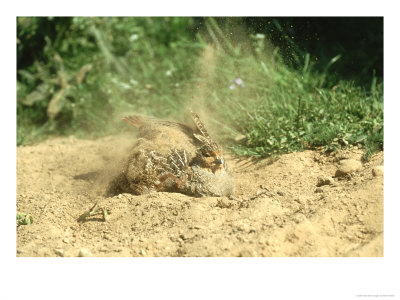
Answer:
16;135;383;257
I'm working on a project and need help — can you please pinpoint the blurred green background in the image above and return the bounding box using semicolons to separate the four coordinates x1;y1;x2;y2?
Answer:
17;17;383;160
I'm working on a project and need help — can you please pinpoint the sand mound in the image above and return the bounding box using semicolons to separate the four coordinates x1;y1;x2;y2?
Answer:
17;136;383;257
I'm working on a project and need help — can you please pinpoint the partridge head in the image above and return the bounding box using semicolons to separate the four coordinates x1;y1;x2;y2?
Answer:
190;111;226;174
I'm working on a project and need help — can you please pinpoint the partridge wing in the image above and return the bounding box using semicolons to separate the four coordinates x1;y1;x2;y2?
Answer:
123;115;194;136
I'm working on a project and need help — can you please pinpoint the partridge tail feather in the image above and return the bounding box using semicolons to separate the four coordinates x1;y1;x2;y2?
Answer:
122;115;146;128
190;110;210;138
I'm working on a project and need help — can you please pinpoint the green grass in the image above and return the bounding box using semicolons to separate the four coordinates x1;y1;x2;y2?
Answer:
17;17;383;160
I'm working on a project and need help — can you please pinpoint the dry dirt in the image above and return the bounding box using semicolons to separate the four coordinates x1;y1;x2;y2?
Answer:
16;135;383;257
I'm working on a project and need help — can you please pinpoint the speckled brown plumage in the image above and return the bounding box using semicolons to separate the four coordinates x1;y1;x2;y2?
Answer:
107;111;235;197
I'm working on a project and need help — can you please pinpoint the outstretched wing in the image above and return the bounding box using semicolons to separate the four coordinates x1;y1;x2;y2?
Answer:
123;114;195;136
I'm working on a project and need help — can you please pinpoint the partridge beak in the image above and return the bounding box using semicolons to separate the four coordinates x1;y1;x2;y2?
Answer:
215;157;224;165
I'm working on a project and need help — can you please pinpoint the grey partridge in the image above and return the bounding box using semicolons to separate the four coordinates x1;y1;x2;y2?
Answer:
107;111;235;197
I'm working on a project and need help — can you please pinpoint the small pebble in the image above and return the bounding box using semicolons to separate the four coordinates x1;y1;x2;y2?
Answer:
372;166;384;177
54;249;64;257
63;238;69;244
315;187;324;193
104;234;113;241
78;248;91;257
256;189;267;196
335;159;362;177
277;191;284;196
317;176;333;187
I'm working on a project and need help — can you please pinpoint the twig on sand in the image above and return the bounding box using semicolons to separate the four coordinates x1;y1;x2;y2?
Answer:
77;201;109;222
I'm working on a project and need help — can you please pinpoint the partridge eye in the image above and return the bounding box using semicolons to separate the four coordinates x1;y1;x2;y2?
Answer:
203;153;211;157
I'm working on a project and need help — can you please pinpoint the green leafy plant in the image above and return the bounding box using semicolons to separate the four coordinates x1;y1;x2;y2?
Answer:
17;213;34;226
194;19;383;160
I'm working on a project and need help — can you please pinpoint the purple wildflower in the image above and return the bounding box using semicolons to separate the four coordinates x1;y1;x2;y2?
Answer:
235;78;244;87
229;78;245;90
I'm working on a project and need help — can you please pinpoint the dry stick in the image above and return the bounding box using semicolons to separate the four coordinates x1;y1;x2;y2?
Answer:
78;201;110;222
76;64;93;85
77;202;97;222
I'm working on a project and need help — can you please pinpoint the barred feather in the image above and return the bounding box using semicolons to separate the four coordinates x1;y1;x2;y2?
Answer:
190;110;210;138
122;115;146;128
